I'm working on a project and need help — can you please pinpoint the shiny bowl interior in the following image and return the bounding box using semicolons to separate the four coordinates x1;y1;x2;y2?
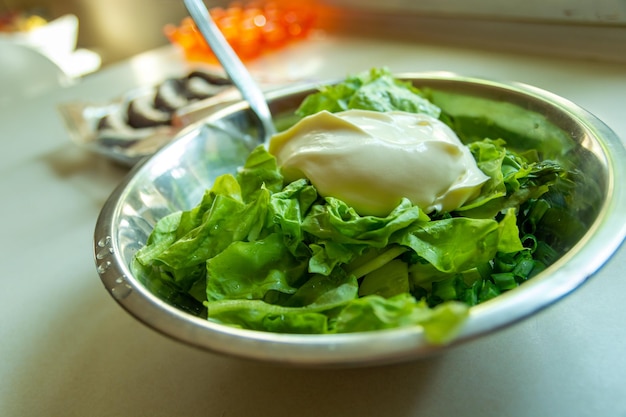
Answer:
94;73;626;367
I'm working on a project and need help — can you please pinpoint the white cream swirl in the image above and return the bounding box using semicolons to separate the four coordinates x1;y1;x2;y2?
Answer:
269;109;488;216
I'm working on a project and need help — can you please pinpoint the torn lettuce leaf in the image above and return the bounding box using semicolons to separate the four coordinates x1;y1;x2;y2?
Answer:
296;67;441;118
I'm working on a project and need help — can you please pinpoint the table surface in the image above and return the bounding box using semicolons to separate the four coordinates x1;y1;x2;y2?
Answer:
1;29;626;417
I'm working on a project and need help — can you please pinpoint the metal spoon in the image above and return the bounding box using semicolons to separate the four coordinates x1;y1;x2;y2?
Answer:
183;0;276;144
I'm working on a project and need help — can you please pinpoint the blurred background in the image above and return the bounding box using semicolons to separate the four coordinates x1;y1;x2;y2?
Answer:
2;0;625;67
1;0;191;65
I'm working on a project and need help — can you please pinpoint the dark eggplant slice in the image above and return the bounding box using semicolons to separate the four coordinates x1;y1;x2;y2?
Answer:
184;75;232;100
94;69;234;144
127;95;171;128
97;114;116;131
154;78;189;112
186;70;232;86
97;109;131;132
96;110;151;148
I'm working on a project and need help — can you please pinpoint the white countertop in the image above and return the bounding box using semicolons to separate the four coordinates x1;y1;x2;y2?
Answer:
1;30;625;417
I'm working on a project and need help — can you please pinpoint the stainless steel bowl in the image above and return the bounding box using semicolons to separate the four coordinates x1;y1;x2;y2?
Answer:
94;73;626;367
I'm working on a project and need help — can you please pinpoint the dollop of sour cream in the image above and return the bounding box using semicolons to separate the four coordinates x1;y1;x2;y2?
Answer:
268;109;489;216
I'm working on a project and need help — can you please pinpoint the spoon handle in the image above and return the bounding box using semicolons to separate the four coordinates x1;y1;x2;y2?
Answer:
183;0;276;140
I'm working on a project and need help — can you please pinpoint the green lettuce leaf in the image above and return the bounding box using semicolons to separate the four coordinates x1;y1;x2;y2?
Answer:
296;67;441;118
205;299;331;334
458;138;567;219
333;293;468;344
205;269;358;334
393;217;501;274
269;178;318;258
154;182;269;271
301;197;429;276
236;145;284;202
206;233;307;301
303;197;429;247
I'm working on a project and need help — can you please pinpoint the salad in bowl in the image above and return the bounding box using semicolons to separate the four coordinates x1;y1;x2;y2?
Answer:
95;68;625;366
